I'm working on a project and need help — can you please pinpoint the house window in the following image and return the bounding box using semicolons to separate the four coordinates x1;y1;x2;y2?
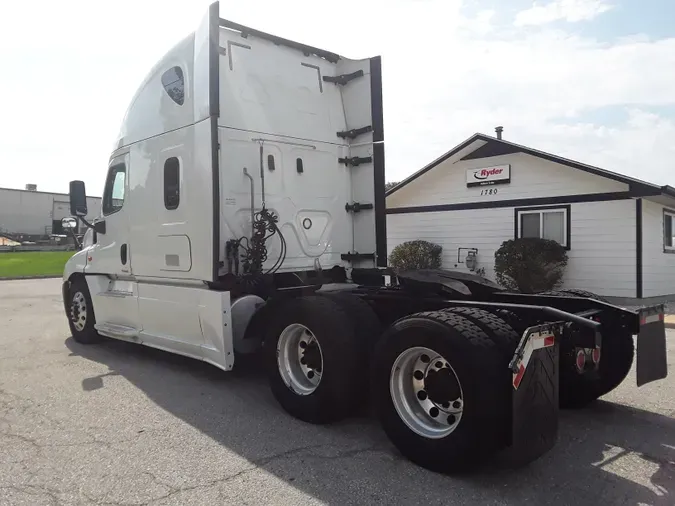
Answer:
664;209;675;251
102;163;126;215
515;205;569;248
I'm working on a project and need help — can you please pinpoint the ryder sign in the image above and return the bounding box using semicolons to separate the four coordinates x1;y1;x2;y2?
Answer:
466;164;511;187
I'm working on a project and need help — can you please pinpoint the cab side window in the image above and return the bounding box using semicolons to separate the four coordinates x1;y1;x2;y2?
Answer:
161;66;185;105
102;163;126;215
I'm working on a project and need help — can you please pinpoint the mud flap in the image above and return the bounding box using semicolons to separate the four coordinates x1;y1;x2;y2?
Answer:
636;306;668;387
504;323;564;467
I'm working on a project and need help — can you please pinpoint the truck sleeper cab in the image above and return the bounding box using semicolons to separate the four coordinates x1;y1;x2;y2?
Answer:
62;2;668;474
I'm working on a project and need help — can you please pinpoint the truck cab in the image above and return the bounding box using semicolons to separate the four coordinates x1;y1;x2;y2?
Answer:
63;1;385;367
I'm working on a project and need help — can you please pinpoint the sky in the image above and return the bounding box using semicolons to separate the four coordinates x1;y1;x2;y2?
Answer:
1;0;674;196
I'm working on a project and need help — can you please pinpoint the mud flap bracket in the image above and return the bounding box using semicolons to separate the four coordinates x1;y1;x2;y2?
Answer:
505;323;564;467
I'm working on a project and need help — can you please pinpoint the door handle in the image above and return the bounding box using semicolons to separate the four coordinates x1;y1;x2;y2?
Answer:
120;244;128;265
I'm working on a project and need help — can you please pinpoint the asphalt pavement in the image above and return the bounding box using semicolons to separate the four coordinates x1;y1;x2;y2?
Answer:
1;278;674;505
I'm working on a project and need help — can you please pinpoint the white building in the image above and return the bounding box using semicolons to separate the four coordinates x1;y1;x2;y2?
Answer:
386;131;675;299
0;186;101;237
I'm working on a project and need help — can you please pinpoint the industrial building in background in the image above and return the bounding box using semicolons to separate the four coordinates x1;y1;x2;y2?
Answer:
0;184;101;243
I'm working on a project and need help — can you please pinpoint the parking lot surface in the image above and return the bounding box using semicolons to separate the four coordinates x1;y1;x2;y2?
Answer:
1;278;674;505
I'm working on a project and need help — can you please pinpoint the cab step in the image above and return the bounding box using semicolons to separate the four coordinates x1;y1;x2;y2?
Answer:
94;323;139;340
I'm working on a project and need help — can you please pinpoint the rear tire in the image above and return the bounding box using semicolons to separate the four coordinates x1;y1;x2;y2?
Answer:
66;277;101;345
559;289;608;301
442;307;519;356
263;295;364;424
539;288;608;302
493;309;528;335
322;291;381;351
543;289;633;408
560;329;634;409
442;307;521;448
372;311;509;474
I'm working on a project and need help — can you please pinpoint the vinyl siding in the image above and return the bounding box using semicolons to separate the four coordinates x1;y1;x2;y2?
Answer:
564;200;635;296
387;199;636;297
387;209;512;282
387;152;629;209
641;199;675;297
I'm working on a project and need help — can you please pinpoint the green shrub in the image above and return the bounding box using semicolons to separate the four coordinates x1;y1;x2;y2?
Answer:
494;238;568;293
388;240;442;272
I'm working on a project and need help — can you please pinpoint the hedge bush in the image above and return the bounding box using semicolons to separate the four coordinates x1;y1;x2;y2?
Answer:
388;240;442;273
494;238;568;293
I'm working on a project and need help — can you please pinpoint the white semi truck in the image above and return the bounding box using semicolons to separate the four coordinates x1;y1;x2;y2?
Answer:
62;2;668;473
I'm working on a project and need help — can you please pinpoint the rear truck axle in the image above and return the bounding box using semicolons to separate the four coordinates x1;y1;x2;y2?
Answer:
262;282;668;474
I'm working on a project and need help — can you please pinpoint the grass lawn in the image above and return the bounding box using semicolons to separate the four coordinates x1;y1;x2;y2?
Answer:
0;251;74;278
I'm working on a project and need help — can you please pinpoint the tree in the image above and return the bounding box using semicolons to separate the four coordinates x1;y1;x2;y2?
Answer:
494;238;568;293
388;240;443;273
385;181;399;192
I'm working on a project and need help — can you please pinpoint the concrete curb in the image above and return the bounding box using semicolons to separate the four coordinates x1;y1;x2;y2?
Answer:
0;275;62;281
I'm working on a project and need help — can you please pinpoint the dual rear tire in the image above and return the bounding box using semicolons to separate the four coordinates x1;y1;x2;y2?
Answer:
263;295;520;473
540;289;635;409
263;294;374;424
372;309;519;473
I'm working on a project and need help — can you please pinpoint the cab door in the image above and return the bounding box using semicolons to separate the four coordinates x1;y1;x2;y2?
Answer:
86;152;140;332
91;153;133;278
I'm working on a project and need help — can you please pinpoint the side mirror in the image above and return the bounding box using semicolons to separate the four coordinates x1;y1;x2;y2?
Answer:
61;217;77;229
69;180;88;217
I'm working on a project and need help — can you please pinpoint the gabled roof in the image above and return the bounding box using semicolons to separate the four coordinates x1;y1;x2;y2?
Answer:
386;133;675;199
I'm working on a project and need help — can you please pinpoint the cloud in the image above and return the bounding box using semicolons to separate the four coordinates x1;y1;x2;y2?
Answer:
514;0;614;26
377;5;675;185
0;0;673;197
509;109;675;186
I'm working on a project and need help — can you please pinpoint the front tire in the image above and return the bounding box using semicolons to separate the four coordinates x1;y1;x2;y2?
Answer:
372;311;509;474
66;277;101;345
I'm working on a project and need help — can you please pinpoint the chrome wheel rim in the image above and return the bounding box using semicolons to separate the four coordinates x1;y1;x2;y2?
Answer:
277;323;323;395
390;346;464;439
70;291;87;331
